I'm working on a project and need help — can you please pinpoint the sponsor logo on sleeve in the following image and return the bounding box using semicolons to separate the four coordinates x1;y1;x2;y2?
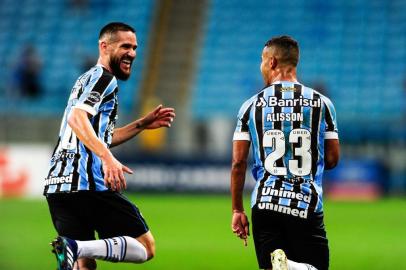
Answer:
85;92;101;105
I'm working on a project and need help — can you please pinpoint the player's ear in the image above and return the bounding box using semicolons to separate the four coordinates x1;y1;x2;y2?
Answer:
270;56;277;70
99;40;108;53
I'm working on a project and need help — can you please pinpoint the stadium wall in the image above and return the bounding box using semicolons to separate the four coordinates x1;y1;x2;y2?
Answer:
0;143;397;198
0;144;51;197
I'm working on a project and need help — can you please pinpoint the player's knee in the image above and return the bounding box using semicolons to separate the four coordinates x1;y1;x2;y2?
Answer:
136;231;155;261
76;258;97;270
135;232;155;261
145;238;155;260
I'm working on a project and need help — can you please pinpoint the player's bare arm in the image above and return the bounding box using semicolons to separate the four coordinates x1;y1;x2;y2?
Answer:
68;107;133;191
231;140;250;245
110;104;175;147
324;139;340;169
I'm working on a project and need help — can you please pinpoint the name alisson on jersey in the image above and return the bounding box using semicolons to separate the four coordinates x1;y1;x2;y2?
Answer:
257;96;321;122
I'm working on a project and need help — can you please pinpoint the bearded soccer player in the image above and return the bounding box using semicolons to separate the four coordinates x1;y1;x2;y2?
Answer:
44;22;176;270
230;36;339;270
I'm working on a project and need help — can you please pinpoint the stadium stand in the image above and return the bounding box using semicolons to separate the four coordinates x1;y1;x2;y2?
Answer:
0;0;155;114
192;0;406;143
0;0;405;144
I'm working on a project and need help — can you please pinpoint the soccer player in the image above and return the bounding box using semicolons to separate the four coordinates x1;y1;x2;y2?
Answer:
44;22;176;270
230;36;340;270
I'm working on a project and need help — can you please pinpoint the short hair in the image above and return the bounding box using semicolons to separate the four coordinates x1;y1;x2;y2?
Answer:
264;36;299;67
99;22;135;41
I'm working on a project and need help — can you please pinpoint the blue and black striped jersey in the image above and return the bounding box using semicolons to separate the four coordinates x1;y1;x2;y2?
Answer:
233;81;338;217
44;65;119;194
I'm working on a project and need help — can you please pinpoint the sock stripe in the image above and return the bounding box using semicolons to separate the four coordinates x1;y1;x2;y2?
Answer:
118;237;124;261
121;237;127;261
103;239;109;261
107;239;113;260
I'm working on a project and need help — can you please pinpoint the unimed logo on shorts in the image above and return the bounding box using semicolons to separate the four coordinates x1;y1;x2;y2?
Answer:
257;187;313;219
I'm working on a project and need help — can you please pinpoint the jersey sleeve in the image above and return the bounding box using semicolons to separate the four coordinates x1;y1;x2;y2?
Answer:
233;99;253;141
74;67;116;116
321;96;339;140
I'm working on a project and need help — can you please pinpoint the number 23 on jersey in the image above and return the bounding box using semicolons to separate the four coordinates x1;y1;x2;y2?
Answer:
263;128;312;177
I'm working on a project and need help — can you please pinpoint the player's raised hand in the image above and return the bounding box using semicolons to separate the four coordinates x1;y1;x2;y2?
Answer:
231;211;250;246
101;152;133;192
141;104;176;129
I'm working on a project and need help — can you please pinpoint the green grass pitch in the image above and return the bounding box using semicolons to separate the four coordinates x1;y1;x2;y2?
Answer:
0;194;405;269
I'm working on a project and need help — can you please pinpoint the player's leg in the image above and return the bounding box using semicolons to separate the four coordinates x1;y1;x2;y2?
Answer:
251;206;285;270
47;193;96;270
284;212;329;270
48;191;155;268
74;234;150;263
58;220;155;265
53;228;154;265
72;230;155;263
77;191;154;263
136;230;156;259
252;207;322;270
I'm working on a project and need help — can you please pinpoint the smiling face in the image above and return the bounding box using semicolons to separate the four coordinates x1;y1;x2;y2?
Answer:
100;30;137;80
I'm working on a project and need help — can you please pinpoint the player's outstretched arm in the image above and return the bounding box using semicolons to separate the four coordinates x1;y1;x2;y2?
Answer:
231;140;250;245
68;108;133;191
111;104;175;147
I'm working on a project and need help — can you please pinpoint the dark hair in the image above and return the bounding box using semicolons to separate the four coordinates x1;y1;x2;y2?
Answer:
99;22;135;40
264;35;299;67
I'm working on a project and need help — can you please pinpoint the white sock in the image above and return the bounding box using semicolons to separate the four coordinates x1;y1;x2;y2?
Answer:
288;259;318;270
76;236;147;263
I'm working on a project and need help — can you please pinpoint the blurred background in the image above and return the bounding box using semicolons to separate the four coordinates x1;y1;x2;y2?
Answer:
0;0;405;269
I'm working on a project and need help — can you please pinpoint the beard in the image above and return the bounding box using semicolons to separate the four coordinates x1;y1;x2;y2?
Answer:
110;55;132;81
